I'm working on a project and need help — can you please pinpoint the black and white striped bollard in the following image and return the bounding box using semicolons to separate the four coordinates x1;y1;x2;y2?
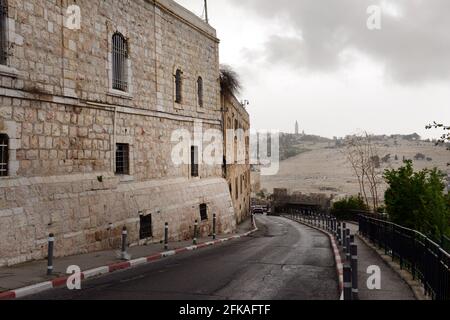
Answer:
213;213;217;240
345;229;351;261
164;222;169;250
193;220;198;245
337;222;342;245
350;243;359;300
343;263;352;300
121;226;128;260
47;233;54;276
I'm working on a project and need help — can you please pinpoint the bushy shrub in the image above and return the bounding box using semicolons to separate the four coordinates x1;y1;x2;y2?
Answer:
331;195;369;220
384;160;450;239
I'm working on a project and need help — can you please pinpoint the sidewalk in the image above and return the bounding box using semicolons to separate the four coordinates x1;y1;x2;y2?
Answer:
345;223;416;300
0;218;256;296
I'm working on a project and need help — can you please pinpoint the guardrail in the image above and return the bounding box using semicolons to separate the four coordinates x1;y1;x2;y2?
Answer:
285;209;359;300
359;215;450;300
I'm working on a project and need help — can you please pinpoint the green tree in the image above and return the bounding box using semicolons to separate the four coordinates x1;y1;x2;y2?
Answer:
384;161;450;239
331;195;369;220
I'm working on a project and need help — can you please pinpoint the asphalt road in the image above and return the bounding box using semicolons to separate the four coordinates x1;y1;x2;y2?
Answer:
26;215;339;300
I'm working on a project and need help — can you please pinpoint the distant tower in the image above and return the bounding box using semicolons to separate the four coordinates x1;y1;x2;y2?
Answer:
295;121;299;135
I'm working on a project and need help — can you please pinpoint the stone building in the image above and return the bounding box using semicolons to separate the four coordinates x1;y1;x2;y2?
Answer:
0;0;237;266
222;94;251;224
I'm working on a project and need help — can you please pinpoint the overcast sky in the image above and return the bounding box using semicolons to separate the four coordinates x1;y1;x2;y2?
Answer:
176;0;450;139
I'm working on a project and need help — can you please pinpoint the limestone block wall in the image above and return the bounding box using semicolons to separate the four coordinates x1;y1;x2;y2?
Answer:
0;174;235;267
0;0;235;266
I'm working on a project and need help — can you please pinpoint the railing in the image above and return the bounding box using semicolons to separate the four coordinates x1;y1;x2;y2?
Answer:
359;215;450;300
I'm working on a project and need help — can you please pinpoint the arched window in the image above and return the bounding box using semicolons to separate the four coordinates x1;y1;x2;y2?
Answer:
0;0;8;65
0;134;8;177
197;76;203;108
112;32;128;92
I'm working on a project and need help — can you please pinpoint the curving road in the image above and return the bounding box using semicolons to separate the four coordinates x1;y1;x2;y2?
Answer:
25;215;339;300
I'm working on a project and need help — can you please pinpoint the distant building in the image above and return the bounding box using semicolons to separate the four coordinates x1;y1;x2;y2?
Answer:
295;121;299;135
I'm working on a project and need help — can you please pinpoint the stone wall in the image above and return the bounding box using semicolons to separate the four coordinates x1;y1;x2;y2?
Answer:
222;94;251;224
0;0;238;266
0;173;235;266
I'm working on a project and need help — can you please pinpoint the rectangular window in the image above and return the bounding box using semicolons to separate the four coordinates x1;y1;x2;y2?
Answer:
0;1;7;65
191;146;199;177
139;214;152;240
200;203;208;221
115;143;130;175
112;33;128;92
0;134;8;177
235;177;239;200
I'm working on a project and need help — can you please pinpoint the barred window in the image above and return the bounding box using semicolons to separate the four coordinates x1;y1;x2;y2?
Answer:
115;143;129;175
139;214;152;240
197;76;203;108
0;0;7;65
175;69;182;103
112;32;128;92
191;145;199;177
0;134;8;177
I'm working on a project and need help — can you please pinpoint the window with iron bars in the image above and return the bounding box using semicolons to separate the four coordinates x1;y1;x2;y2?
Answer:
0;134;8;177
197;76;203;108
0;0;8;65
175;69;182;103
115;143;130;175
112;32;128;92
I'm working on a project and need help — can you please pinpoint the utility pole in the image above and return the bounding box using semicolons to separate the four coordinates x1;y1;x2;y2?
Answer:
204;0;209;24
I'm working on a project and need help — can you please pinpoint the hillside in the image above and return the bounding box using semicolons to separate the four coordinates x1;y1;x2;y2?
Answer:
262;136;450;199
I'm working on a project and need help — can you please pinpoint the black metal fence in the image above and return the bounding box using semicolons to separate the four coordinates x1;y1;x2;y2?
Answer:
359;215;450;300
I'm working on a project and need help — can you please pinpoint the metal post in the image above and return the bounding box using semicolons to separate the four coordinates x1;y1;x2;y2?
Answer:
213;213;217;240
337;222;342;245
193;220;198;245
346;229;351;261
350;243;359;300
342;223;347;248
121;226;128;260
164;222;169;250
343;264;352;301
47;233;54;276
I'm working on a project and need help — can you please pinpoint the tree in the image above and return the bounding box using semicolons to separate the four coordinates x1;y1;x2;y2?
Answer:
219;65;242;99
384;161;450;240
426;122;450;165
331;195;369;220
343;132;383;212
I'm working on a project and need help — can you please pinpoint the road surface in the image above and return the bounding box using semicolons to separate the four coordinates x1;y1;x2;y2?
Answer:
26;215;339;300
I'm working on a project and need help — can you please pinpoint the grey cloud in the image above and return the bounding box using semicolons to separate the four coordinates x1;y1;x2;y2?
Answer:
232;0;450;83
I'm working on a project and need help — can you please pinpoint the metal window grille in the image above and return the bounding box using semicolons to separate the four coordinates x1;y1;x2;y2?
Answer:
115;143;129;175
139;214;152;240
175;69;182;103
0;134;8;177
0;0;8;65
191;145;199;177
112;32;128;92
199;204;208;221
197;76;203;108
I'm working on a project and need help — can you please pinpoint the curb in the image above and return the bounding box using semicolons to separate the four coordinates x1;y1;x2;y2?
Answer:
0;220;258;300
284;216;344;299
